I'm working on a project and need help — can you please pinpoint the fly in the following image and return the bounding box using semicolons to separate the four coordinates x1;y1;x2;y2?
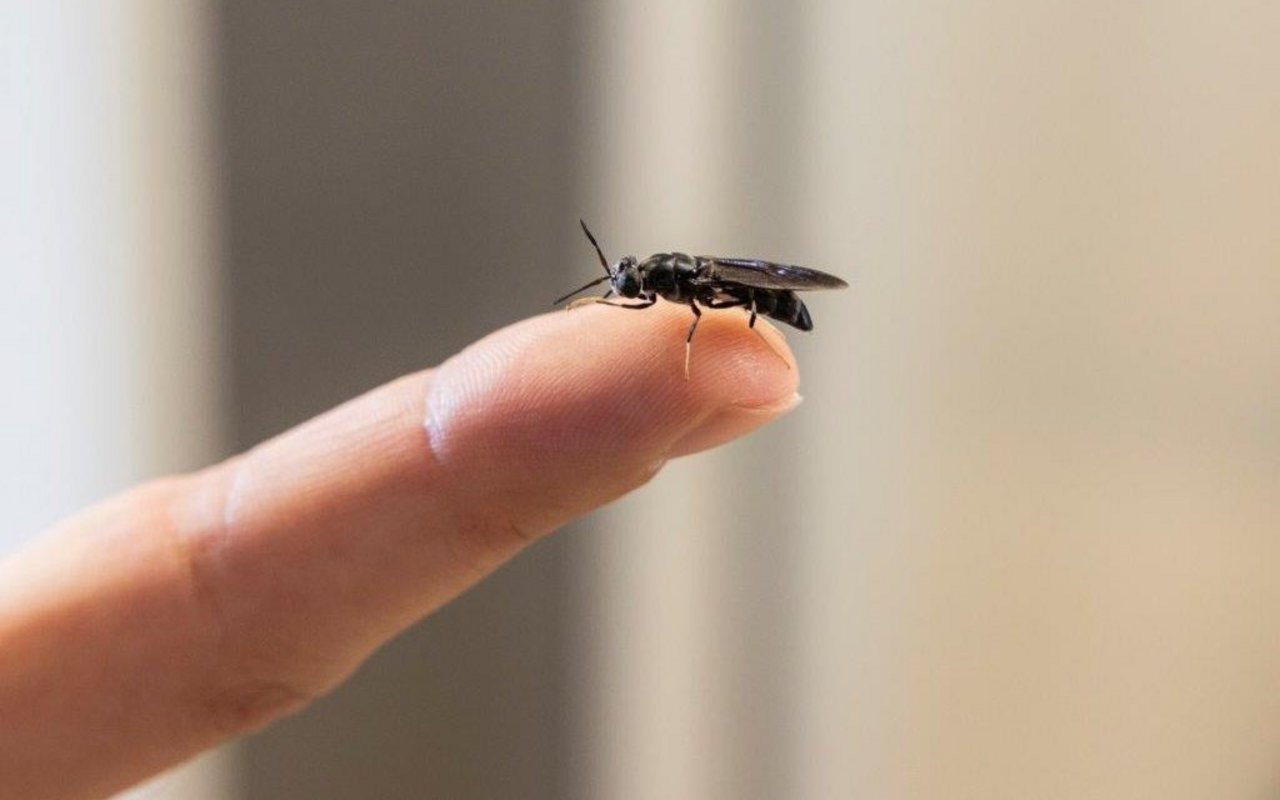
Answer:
555;220;849;376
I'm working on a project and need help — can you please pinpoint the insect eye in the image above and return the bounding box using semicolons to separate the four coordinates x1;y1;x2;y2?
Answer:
619;273;641;296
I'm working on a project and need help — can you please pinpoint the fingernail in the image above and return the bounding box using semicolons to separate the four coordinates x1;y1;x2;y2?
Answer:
665;392;803;458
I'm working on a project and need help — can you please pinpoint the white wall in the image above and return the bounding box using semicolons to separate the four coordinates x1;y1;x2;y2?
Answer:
1;3;233;798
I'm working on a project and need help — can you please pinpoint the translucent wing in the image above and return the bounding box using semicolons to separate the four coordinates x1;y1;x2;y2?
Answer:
696;257;848;291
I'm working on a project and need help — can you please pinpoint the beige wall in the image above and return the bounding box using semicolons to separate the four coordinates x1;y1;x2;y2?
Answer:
580;1;1280;798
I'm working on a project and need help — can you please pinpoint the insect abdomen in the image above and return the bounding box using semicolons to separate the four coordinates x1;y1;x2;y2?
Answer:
760;290;814;331
762;290;814;330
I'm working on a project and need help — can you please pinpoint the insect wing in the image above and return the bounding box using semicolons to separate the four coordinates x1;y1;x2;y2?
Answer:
697;257;848;291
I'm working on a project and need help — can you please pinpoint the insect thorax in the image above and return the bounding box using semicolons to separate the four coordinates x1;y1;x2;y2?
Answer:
639;252;698;299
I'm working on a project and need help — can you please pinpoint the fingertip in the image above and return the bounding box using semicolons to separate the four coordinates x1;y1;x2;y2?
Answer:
424;302;801;533
664;391;804;458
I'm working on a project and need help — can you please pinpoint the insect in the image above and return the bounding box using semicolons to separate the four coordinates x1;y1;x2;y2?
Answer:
555;220;848;376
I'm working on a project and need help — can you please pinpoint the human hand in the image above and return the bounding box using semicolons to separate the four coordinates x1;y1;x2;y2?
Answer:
0;303;799;800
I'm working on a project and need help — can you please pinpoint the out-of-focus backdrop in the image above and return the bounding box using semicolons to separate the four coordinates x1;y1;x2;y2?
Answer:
4;2;1279;798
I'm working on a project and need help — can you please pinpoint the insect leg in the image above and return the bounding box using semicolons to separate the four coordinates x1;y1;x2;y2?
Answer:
567;295;655;311
597;296;656;310
684;300;702;379
743;292;791;370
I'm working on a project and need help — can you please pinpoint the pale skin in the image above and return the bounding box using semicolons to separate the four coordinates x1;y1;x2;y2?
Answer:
0;303;800;800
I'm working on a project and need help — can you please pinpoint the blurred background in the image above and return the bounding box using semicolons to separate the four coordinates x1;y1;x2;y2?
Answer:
4;1;1279;798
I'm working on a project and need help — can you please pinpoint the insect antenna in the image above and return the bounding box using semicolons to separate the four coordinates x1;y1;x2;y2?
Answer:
553;219;615;305
553;275;610;305
579;219;611;275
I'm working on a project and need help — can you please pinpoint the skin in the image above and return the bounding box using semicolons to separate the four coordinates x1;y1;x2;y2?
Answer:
0;302;799;800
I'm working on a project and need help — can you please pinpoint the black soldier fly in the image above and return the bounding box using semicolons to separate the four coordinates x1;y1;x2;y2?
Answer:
556;220;848;376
